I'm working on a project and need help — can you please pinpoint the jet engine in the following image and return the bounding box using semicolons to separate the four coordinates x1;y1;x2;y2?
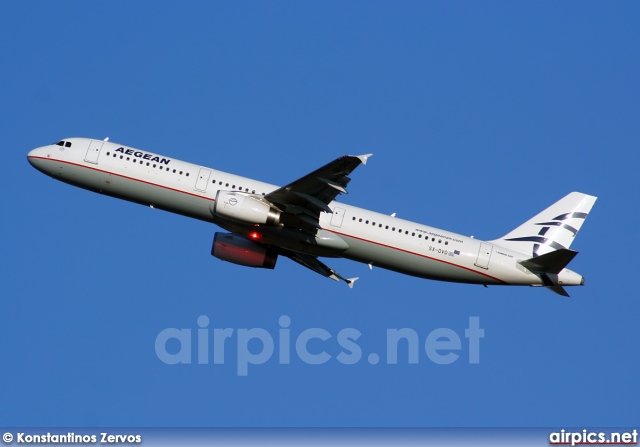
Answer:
211;232;278;269
212;191;281;225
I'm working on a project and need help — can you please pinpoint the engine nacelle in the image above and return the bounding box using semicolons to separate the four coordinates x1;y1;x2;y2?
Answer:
212;190;280;225
211;233;277;269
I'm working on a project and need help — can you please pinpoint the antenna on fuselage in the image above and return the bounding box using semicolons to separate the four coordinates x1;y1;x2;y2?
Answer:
103;137;109;142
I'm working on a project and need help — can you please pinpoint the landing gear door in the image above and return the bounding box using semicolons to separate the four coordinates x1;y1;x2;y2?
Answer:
85;140;103;164
330;207;346;228
474;242;493;269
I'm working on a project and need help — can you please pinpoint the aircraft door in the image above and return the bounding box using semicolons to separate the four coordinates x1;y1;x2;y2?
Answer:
195;168;211;192
85;140;103;164
474;242;493;269
330;207;346;228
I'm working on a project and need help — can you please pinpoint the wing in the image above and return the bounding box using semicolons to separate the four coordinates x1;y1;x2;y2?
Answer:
265;153;372;232
280;249;359;288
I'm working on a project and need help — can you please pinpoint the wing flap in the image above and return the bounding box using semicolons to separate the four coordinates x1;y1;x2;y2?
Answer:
264;154;371;232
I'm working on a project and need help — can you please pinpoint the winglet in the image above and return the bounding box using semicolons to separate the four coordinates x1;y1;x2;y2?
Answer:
346;277;360;289
354;154;373;165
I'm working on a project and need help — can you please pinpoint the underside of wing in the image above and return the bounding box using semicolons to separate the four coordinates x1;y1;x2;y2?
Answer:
280;248;359;288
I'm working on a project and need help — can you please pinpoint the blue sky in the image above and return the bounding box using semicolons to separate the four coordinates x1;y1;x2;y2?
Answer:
1;1;638;427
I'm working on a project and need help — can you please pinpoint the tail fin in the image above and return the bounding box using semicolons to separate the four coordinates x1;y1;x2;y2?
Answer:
491;192;597;257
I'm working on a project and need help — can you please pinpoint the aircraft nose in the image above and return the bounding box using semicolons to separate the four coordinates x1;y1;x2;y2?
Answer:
27;146;51;170
27;148;39;165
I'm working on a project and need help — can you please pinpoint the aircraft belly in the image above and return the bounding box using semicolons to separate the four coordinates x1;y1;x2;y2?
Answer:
51;161;215;222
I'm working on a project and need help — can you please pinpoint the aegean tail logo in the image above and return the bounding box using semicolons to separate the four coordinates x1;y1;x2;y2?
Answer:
506;212;588;257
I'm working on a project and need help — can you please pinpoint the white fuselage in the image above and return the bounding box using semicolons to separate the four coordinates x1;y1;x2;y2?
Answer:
27;138;584;288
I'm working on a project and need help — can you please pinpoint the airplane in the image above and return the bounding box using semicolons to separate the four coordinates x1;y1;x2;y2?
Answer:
27;137;597;296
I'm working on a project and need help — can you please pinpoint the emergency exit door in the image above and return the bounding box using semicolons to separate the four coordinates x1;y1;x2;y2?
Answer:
85;140;103;164
330;207;346;228
195;168;211;192
474;243;493;269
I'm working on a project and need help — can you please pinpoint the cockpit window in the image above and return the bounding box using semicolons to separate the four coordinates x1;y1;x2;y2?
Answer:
65;141;72;147
55;141;64;146
55;140;72;148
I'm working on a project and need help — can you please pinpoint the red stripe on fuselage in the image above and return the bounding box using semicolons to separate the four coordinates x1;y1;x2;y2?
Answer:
30;155;508;284
28;156;215;201
326;228;509;284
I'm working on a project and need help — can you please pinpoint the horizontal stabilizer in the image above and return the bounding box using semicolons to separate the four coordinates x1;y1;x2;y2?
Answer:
519;249;578;274
548;285;570;297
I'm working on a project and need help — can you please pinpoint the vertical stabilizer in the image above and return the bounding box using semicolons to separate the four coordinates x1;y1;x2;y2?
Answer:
491;192;597;257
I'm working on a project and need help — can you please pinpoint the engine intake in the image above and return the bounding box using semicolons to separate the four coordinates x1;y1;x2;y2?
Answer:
211;233;277;269
212;191;280;225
